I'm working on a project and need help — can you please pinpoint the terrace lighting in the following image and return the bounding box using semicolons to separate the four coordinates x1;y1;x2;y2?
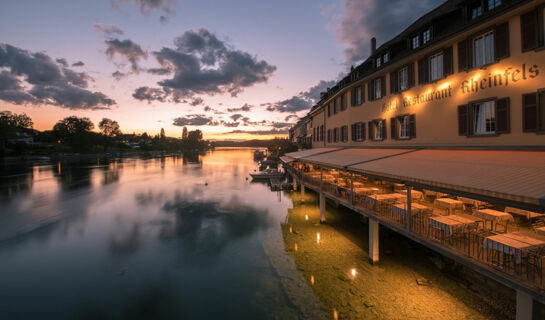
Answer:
310;275;315;286
305;215;309;221
351;268;357;279
294;243;298;252
317;232;320;244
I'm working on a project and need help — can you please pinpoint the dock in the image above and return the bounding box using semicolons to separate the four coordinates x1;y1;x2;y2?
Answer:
269;177;293;191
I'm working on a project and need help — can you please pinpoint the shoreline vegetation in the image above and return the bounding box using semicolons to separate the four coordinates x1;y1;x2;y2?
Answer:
1;111;296;159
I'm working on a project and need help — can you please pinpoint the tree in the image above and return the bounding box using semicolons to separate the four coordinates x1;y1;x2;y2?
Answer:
160;128;166;140
0;111;34;153
53;116;94;149
182;126;188;139
98;118;121;151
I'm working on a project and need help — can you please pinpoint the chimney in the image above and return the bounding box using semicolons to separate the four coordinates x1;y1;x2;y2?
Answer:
371;37;376;55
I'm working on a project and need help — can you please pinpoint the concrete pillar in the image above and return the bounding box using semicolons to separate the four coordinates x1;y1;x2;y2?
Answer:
369;219;379;264
300;184;305;203
292;175;297;190
320;193;326;224
516;290;533;320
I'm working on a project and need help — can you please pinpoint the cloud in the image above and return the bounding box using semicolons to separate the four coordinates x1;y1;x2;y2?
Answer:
114;0;176;15
333;0;442;64
222;129;288;136
136;28;276;102
264;79;336;113
56;58;68;67
71;61;85;67
133;86;170;103
112;70;127;80
189;97;203;106
0;44;115;109
222;121;239;128
284;114;299;122
203;105;224;114
105;38;147;72
230;114;244;122
93;22;124;37
172;114;219;126
226;103;253;112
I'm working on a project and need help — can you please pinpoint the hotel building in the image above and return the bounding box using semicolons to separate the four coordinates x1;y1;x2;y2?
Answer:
283;1;545;319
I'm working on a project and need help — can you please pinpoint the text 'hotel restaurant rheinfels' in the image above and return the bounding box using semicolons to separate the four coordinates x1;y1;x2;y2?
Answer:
284;1;545;319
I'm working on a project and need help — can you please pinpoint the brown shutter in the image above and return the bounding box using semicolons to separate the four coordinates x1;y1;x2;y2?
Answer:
494;22;510;60
351;124;356;141
361;122;366;141
368;121;373;140
495;98;510;134
351;89;355;106
443;46;453;76
521;9;539;52
408;62;415;88
458;105;469;136
381;120;387;140
418;57;427;84
381;76;386;96
409;114;416;138
390;71;398;94
390;117;398;140
361;85;365;103
458;39;469;71
368;83;373;101
522;93;539;131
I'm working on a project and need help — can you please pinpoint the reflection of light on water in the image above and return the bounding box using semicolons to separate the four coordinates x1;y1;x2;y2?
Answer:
333;309;338;320
305;215;308;221
289;226;292;233
57;162;61;175
316;232;320;244
351;268;357;279
310;275;315;285
294;243;298;252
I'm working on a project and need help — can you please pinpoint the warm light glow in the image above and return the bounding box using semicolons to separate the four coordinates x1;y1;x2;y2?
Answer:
351;268;357;278
289;226;292;233
437;82;451;90
333;309;338;320
305;215;308;221
294;243;298;252
57;162;61;175
310;275;315;286
316;232;320;244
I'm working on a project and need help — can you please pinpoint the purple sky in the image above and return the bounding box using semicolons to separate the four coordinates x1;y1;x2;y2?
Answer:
0;0;443;139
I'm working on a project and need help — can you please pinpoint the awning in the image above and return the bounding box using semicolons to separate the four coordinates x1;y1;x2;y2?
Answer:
284;148;341;160
347;149;545;209
300;148;413;169
279;155;295;163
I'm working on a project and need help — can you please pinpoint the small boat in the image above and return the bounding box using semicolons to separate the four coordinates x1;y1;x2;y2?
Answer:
250;168;282;180
253;150;265;160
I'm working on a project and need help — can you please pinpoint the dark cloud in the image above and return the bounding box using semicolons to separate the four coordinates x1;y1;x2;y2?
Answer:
285;114;299;122
71;61;85;67
112;70;127;80
230;114;243;121
105;38;147;72
137;28;276;101
222;121;239;128
133;86;169;103
222;129;288;136
203;105;224;114
0;44;115;109
56;58;68;67
226;103;253;112
147;67;171;75
264;79;336;113
270;121;292;129
93;22;124;37
114;0;176;15
189;97;203;106
172;114;219;126
334;0;442;64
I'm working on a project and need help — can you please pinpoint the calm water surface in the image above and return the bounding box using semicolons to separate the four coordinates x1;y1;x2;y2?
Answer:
0;149;307;319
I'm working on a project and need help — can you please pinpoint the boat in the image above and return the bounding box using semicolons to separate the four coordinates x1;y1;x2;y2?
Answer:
250;168;283;180
253;150;265;160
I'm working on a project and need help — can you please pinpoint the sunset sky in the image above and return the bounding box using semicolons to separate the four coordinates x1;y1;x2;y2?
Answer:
0;0;442;140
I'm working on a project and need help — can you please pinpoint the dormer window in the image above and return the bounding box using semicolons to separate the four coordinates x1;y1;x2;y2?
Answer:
487;0;501;10
412;35;420;49
383;52;389;64
422;29;430;44
471;2;483;19
376;58;381;68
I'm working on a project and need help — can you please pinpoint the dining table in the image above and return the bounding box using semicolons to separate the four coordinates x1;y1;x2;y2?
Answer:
399;189;424;200
476;208;514;230
366;193;406;208
434;198;464;214
392;202;431;220
505;207;545;220
483;232;545;264
428;215;478;236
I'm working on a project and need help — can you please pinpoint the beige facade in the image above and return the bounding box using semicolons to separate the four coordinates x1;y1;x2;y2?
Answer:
311;0;545;149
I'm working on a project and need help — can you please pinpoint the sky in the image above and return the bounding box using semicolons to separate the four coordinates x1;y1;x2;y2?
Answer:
0;0;443;140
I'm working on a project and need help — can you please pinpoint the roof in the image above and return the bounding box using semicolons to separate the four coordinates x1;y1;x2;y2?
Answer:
286;148;545;210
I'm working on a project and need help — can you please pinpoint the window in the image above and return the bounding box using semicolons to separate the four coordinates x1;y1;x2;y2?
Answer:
383;53;389;64
313;127;316;141
340;93;347;111
487;0;501;10
422;29;431;44
522;91;545;132
351;122;365;141
352;86;363;106
374;78;382;99
320;125;324;141
341;126;348;142
521;9;544;51
327;104;331;117
391;115;416;139
327;129;331;143
473;101;496;134
369;120;386;141
473;32;494;67
376;57;381;68
429;53;444;81
333;128;339;142
400;116;410;138
375;121;384;140
412;35;420;49
471;3;483;19
333;99;338;114
399;67;409;91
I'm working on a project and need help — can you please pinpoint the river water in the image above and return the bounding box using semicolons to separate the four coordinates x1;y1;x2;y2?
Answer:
0;149;508;319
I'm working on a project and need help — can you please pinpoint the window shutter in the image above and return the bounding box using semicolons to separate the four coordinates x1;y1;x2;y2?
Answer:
495;97;510;133
494;22;510;60
409;114;416;138
351;89;356;106
458;105;469;136
390;71;398;94
381;76;386;96
351;124;355;141
361;85;365;103
408;62;415;88
418;58;427;84
390;117;398;140
457;39;469;71
443;46;453;76
368;83;373;101
381;120;387;140
361;122;366;141
521;10;539;52
522;93;539;131
368;121;373;140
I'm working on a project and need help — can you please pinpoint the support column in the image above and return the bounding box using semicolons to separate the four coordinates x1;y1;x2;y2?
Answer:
516;290;533;320
406;185;412;232
369;219;379;264
350;172;354;206
320;193;326;224
292;175;297;190
300;184;305;203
